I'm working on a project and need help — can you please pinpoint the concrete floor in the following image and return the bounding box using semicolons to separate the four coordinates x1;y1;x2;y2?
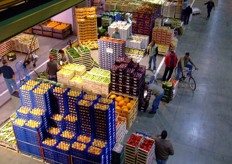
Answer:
1;0;232;163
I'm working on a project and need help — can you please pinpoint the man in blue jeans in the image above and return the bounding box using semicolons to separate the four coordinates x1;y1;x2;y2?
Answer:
146;82;164;114
152;130;174;164
176;52;198;80
147;41;158;73
0;59;18;95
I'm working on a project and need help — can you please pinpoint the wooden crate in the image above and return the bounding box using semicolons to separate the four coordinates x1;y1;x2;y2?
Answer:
108;92;138;129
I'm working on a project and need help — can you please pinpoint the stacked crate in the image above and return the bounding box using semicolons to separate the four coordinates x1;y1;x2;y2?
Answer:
161;82;174;103
51;87;69;115
124;133;143;163
137;137;155;164
33;83;53;117
152;27;174;45
76;7;98;42
98;37;126;70
0;40;13;57
110;56;146;105
76;94;99;136
13;118;45;159
94;98;116;149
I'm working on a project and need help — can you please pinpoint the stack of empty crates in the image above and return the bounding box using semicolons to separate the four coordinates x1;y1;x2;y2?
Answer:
76;7;98;42
98;37;126;70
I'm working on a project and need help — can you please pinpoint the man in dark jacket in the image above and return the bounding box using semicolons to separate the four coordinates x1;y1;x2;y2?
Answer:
0;59;18;94
162;51;178;81
183;5;193;25
205;0;215;18
152;130;174;164
46;55;60;82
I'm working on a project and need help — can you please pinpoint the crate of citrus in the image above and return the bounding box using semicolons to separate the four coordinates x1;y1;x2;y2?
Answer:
29;108;48;128
53;23;71;33
71;141;88;158
42;138;58;161
24;119;44;145
55;141;71;164
108;92;138;129
16;106;30;120
12;118;27;142
87;145;104;163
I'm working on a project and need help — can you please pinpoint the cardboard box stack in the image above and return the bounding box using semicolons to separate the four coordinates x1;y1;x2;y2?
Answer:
152;27;175;55
108;21;132;41
98;37;126;70
76;7;98;42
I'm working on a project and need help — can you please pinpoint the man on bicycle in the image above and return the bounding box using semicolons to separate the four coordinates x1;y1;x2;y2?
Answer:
176;52;198;80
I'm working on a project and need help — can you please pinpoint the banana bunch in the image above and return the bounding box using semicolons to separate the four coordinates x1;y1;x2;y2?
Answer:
33;88;46;95
77;135;91;144
56;141;70;151
26;120;40;128
53;87;66;94
14;119;26;126
68;90;81;97
26;80;40;87
72;142;86;151
20;85;34;91
83;94;97;101
51;114;63;121
92;139;107;148
94;103;109;111
30;108;44;116
42;138;57;146
61;130;75;139
48;127;60;135
98;98;113;105
18;107;30;114
38;83;52;90
78;100;92;107
64;115;77;122
88;146;102;155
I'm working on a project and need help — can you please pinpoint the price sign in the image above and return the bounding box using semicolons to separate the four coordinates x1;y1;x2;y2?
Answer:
106;48;113;54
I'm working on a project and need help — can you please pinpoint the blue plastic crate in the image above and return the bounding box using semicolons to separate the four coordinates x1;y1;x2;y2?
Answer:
70;142;88;159
13;124;26;142
87;148;104;164
28;142;42;157
72;156;87;164
42;146;57;160
64;121;79;134
24;123;45;145
55;147;70;164
17;140;29;153
16;108;30;120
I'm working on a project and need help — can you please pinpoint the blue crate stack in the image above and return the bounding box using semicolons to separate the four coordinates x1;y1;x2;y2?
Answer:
33;85;53;117
13;118;44;158
51;87;69;115
19;85;35;108
76;94;99;137
67;90;83;116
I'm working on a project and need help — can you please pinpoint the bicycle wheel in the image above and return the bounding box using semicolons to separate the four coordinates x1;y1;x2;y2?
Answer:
189;77;196;91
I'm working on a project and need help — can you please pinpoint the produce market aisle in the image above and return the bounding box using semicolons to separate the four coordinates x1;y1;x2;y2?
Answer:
1;0;232;163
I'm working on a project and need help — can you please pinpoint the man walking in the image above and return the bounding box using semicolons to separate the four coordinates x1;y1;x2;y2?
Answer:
0;59;18;95
146;82;164;114
162;51;178;81
147;41;158;73
152;130;174;164
46;55;60;82
183;5;193;25
204;0;215;19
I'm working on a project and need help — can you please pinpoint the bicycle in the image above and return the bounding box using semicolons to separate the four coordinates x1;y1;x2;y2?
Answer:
177;68;197;91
